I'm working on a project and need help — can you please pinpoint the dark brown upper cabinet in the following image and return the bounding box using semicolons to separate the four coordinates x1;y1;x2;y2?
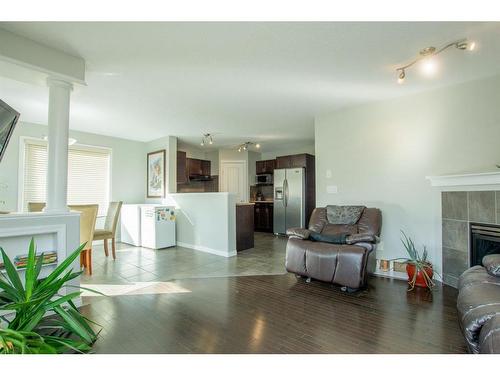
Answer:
186;157;211;177
201;160;211;176
177;151;188;184
276;154;310;169
256;159;276;174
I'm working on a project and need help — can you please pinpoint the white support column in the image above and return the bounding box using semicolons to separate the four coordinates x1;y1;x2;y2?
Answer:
45;78;73;213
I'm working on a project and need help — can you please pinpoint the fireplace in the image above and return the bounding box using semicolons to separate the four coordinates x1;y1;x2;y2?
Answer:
470;223;500;267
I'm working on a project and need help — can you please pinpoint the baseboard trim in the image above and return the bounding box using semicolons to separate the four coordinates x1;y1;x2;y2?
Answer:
176;241;236;258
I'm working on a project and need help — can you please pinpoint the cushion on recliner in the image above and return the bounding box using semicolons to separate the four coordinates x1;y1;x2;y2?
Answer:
309;231;348;244
483;255;500;277
321;223;358;236
326;205;365;225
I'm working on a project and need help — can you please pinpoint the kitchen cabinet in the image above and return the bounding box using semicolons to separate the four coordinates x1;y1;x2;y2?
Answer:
187;158;203;176
177;151;187;184
254;202;273;233
201;160;211;176
276;154;309;169
256;159;276;174
236;203;254;251
186;158;211;177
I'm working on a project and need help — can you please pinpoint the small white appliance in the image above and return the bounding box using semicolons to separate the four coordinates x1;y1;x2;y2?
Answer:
140;206;176;249
120;204;143;246
121;204;176;249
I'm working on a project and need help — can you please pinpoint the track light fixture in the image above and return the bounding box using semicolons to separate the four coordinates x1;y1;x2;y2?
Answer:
237;141;261;152
200;133;214;146
396;38;476;84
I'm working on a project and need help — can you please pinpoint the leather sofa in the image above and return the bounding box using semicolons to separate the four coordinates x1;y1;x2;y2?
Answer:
285;206;382;292
457;254;500;353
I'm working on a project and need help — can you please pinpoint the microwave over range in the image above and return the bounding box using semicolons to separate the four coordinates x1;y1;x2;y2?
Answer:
255;173;273;185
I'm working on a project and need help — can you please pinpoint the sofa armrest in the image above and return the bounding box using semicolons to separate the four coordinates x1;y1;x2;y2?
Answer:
286;227;311;240
346;233;379;245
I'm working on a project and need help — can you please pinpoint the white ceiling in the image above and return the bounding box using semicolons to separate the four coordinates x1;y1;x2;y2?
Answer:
1;22;499;152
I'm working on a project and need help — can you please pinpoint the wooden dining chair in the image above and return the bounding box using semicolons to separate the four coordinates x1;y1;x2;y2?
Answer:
93;201;123;260
68;204;98;275
28;202;46;212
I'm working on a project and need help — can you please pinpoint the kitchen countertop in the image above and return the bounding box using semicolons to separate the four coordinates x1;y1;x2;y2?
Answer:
250;200;274;204
236;202;255;206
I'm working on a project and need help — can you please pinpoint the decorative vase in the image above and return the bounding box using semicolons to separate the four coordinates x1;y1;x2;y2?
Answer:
406;263;433;288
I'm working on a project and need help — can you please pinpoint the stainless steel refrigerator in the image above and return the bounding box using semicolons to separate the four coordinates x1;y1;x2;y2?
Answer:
273;168;305;234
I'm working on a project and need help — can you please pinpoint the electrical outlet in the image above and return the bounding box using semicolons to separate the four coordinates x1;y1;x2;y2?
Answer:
326;185;338;194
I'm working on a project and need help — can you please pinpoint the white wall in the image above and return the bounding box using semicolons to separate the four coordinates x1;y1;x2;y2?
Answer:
315;75;500;275
0;121;146;212
177;141;206;160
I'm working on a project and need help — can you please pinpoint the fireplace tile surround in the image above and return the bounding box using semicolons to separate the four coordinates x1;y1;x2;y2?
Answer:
442;190;500;287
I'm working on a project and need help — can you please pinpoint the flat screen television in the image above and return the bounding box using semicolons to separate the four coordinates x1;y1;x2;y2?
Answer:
0;99;20;163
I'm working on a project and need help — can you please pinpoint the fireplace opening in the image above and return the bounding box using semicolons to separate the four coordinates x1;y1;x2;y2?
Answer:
470;223;500;267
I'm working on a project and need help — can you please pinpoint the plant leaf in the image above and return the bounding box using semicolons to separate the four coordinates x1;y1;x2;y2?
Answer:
38;242;86;290
53;305;93;344
0;247;24;296
24;238;37;300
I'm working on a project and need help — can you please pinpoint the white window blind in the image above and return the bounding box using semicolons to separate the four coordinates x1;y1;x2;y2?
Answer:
23;139;111;216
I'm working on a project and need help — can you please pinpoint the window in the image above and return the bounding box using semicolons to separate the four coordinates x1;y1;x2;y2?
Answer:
22;139;111;216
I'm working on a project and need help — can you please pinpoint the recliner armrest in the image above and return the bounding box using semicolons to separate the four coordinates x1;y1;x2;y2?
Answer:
346;233;379;244
286;228;311;239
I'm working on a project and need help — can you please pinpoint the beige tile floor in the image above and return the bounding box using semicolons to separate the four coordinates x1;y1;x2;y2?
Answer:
82;232;288;288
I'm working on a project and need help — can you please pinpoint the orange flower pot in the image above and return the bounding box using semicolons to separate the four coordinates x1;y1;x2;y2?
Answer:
406;263;433;288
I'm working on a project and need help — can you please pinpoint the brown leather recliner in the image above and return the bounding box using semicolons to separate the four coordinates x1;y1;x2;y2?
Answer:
457;255;500;353
285;206;382;292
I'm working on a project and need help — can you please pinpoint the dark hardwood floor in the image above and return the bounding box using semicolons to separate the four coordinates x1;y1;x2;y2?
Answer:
80;234;466;354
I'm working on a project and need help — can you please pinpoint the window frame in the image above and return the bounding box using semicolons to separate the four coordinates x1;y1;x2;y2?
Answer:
18;136;113;216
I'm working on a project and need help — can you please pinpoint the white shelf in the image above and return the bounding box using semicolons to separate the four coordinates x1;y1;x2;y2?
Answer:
373;269;408;281
426;171;500;187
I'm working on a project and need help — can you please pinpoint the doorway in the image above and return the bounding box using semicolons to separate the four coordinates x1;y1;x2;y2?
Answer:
219;160;248;202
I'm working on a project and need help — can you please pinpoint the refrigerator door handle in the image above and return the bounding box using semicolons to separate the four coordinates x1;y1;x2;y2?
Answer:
284;178;288;207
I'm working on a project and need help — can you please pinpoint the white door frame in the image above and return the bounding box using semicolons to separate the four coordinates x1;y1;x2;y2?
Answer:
219;159;248;202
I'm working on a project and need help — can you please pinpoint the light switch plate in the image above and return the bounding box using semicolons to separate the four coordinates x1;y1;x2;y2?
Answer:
326;185;338;194
325;169;332;179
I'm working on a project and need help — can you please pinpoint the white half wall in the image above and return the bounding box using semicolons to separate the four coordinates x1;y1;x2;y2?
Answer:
166;192;237;257
315;75;500;276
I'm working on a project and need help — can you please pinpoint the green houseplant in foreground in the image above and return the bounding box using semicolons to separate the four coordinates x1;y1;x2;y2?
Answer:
394;231;437;291
0;239;100;353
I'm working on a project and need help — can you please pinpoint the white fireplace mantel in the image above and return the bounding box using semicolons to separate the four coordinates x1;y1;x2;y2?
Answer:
426;171;500;188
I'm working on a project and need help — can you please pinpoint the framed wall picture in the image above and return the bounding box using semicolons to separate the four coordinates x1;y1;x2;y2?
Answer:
147;150;166;198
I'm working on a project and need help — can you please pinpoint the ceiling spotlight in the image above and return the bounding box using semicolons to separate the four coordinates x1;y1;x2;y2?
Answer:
395;38;476;83
236;141;261;152
397;69;406;84
420;57;438;76
200;133;214;147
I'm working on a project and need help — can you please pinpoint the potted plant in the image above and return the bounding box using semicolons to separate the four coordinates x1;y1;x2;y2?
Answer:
394;231;435;291
0;238;100;353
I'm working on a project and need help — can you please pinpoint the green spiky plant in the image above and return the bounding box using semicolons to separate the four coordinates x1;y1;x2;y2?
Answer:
0;238;101;354
393;231;437;291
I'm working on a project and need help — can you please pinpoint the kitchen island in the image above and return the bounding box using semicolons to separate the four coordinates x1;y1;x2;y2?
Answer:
235;203;254;251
